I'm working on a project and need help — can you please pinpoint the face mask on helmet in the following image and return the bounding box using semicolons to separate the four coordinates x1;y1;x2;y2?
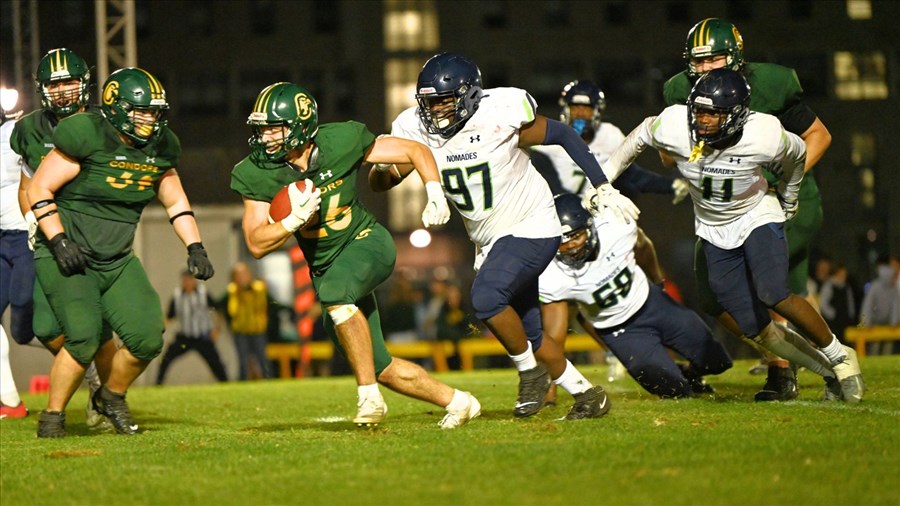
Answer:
35;48;91;117
416;53;483;139
554;193;599;269
688;68;750;147
559;80;605;143
247;82;319;164
684;18;744;79
101;68;169;146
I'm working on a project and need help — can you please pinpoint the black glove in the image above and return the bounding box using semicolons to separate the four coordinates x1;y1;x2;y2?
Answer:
48;233;87;276
187;242;214;280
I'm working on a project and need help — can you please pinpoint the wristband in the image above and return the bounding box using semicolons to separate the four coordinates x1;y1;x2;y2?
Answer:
169;210;195;224
36;209;58;221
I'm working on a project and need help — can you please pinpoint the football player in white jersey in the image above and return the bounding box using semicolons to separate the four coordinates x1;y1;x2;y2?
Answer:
372;53;641;419
540;194;732;397
531;80;689;204
0;93;29;418
603;68;864;402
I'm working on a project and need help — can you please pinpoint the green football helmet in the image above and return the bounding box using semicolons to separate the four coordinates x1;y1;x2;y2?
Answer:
247;82;319;164
35;48;91;116
684;18;744;78
100;67;169;146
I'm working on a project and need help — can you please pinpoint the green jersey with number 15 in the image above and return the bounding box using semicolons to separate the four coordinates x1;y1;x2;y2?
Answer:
230;121;378;273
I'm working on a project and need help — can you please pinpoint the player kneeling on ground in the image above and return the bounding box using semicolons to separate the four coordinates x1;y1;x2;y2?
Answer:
540;194;732;398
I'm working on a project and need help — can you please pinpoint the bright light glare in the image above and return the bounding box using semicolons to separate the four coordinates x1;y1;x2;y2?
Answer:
409;229;432;248
0;88;19;112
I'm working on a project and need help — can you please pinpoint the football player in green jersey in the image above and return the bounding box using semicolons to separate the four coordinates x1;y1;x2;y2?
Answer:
11;48;117;429
663;18;833;401
232;82;479;429
27;67;215;437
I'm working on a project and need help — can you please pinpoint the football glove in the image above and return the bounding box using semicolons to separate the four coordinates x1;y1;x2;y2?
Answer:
776;181;800;221
187;242;215;280
671;178;690;205
583;183;640;224
281;182;322;233
48;232;87;276
421;181;451;228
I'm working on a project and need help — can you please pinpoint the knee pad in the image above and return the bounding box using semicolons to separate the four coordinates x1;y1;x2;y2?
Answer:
9;306;35;345
471;287;508;320
328;304;359;325
126;335;164;362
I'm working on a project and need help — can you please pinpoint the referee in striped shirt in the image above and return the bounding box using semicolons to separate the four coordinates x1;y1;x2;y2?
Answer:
157;271;228;384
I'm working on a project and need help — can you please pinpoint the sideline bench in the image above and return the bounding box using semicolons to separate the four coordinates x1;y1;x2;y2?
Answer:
456;334;601;371
844;325;900;358
266;340;455;378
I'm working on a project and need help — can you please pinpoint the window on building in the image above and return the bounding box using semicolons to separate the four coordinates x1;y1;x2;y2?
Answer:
180;71;228;116
249;0;276;35
481;0;508;29
834;51;888;100
384;0;439;51
846;0;872;20
788;0;813;19
543;0;569;28
851;133;877;209
314;0;340;34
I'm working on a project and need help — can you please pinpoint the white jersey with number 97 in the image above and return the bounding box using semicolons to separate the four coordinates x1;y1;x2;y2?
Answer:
391;87;560;258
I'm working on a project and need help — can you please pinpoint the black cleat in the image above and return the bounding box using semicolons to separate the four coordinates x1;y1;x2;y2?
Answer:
565;386;611;420
514;365;551;418
92;385;139;435
678;363;715;396
754;366;799;402
37;410;66;438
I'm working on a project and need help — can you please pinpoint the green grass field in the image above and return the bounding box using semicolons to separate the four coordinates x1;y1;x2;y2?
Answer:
2;357;898;506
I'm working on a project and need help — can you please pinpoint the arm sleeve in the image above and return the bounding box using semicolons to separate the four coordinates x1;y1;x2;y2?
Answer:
543;119;607;186
776;129;806;199
602;116;656;182
615;163;676;195
778;101;817;137
529;149;565;195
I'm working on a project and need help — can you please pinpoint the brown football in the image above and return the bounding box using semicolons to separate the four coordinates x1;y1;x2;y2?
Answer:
269;179;312;223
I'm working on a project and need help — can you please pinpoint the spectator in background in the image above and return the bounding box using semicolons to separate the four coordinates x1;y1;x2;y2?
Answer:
437;283;477;371
382;271;421;344
859;255;899;355
226;262;272;380
422;277;448;342
818;262;857;344
157;270;228;384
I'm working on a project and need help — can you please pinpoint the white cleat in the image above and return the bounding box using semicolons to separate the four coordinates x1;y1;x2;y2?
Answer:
438;392;481;430
832;345;865;403
353;396;388;427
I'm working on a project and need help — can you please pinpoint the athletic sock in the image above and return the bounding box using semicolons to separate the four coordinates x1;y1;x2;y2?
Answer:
357;383;381;401
508;341;538;372
754;322;835;378
553;360;592;396
820;335;848;366
445;389;469;411
0;326;22;407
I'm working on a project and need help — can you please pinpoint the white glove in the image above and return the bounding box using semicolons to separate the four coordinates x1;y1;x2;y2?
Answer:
776;181;800;221
671;178;690;205
25;211;37;251
281;183;322;233
421;181;450;228
583;183;640;224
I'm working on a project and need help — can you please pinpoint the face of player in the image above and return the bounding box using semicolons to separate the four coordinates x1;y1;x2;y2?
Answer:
558;229;588;256
568;104;595;122
692;108;727;136
690;55;728;75
44;79;82;111
424;96;457;129
259;125;288;154
129;108;162;138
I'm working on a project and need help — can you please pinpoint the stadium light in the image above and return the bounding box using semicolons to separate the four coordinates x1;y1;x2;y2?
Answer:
0;88;19;112
409;228;431;248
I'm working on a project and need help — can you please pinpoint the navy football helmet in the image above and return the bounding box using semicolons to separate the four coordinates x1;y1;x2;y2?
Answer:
688;68;750;146
559;80;605;142
415;52;483;139
554;193;599;269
